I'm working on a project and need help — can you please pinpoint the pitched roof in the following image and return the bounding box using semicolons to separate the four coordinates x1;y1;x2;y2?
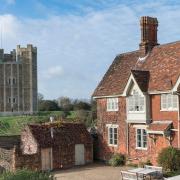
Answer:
28;122;92;148
92;50;141;97
147;121;172;134
93;41;180;97
131;70;150;92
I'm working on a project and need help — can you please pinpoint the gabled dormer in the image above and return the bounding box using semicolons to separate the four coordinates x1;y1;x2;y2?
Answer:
123;70;150;123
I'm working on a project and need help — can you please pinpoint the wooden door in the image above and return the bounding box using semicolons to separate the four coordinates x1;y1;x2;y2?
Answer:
41;148;52;170
75;144;85;165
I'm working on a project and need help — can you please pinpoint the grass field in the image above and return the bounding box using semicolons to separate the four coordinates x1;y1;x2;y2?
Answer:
0;111;77;136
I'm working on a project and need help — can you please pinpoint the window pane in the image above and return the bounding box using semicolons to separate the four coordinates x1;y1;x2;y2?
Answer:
173;95;178;108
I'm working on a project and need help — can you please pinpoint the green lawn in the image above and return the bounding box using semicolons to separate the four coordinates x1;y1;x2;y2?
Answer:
0;111;76;136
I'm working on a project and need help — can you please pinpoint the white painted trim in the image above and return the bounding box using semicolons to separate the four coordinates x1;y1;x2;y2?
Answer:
122;74;144;96
148;90;172;94
136;128;148;150
133;125;148;129
106;124;119;128
172;75;180;92
93;90;176;99
93;94;122;99
106;124;118;146
147;130;164;135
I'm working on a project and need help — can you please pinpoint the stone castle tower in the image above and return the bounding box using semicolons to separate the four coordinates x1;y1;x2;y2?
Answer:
0;44;38;115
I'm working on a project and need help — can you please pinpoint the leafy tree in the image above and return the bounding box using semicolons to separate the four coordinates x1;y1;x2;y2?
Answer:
58;97;73;111
73;99;91;110
39;100;60;111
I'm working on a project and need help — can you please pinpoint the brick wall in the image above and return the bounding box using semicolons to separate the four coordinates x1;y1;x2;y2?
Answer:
96;94;179;165
96;97;127;161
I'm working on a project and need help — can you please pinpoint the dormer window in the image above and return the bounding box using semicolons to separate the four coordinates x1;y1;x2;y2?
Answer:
107;98;118;111
161;94;178;111
128;90;145;112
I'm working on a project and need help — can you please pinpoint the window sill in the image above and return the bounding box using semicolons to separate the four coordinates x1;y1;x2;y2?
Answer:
107;110;119;112
136;147;147;151
128;111;145;113
160;109;178;112
108;144;118;147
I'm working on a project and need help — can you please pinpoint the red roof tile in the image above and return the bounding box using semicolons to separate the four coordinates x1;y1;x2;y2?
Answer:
93;41;180;97
147;121;172;132
28;122;92;148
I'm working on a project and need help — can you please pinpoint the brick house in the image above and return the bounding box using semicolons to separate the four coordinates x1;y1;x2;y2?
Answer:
92;16;180;165
0;122;93;171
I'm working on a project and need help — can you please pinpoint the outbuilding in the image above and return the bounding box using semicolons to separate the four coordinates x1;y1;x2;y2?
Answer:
0;122;93;171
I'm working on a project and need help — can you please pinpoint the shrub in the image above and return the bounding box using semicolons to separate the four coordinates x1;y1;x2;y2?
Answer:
158;146;180;171
109;153;126;167
139;159;152;167
0;169;53;180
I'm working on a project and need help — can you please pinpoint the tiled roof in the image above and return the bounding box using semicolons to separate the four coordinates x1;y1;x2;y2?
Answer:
92;51;141;97
28;122;92;148
93;41;180;97
147;121;172;133
131;70;150;92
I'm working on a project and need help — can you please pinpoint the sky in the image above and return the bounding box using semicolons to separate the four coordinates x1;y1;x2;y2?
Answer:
1;0;180;99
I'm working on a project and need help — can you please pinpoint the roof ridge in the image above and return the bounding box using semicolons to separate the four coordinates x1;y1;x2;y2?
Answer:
155;40;180;48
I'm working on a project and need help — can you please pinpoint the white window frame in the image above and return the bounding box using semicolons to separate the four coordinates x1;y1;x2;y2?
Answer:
161;94;178;111
106;124;118;147
136;128;147;150
107;98;118;111
127;89;145;113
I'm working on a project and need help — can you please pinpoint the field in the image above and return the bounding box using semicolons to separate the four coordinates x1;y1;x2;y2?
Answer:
0;111;76;136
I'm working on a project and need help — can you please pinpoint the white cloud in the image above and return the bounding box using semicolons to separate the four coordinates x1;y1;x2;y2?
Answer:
43;66;64;79
1;1;180;99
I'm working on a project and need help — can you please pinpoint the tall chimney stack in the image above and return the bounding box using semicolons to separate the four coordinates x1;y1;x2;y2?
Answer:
139;16;159;55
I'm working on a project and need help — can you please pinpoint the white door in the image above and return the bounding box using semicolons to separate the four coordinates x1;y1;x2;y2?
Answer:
41;148;52;170
75;144;85;165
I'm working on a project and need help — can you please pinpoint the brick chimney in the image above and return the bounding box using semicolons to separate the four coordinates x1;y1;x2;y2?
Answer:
139;16;159;55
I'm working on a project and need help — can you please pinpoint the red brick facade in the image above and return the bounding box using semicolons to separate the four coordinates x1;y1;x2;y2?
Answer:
93;16;180;165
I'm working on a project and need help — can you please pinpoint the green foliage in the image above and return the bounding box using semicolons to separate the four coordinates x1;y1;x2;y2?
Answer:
38;100;60;111
0;111;76;135
108;154;126;167
0;169;53;180
158;146;180;171
139;159;152;167
163;170;180;178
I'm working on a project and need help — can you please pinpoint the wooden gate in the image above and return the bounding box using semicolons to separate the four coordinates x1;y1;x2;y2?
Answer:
41;148;52;170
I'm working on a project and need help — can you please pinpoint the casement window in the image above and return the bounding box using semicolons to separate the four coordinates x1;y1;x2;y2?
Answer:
136;129;147;150
128;90;145;112
161;94;178;111
107;125;118;146
107;98;118;111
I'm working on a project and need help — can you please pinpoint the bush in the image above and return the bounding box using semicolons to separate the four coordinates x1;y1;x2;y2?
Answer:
0;169;53;180
158;146;180;171
109;154;126;167
139;159;152;167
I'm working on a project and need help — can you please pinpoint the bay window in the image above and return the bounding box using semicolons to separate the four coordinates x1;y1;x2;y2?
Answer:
128;90;145;112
